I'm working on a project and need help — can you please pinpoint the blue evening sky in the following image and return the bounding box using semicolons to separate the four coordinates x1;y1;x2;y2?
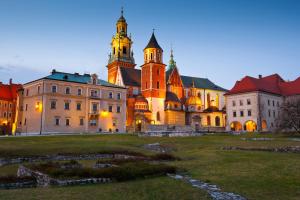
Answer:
0;0;299;89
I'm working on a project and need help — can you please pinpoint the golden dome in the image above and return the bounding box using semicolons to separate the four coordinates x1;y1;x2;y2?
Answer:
186;96;202;105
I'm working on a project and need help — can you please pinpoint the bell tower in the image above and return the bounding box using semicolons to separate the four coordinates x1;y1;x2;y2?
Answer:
141;32;166;124
107;8;135;84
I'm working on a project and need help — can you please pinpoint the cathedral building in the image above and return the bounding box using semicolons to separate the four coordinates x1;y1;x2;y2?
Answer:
107;11;228;132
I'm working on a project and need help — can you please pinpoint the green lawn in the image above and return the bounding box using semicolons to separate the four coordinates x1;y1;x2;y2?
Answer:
0;133;299;200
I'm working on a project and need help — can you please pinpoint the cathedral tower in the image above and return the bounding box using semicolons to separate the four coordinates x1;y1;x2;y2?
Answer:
107;8;135;84
141;32;166;124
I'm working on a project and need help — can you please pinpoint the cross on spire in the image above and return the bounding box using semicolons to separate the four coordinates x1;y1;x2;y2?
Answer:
152;28;155;33
121;6;124;16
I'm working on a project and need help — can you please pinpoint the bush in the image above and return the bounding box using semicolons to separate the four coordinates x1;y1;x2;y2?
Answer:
0;176;36;184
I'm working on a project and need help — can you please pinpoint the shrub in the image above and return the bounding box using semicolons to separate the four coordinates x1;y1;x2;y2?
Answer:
0;176;36;184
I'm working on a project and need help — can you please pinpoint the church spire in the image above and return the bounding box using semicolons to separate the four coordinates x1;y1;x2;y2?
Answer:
168;47;177;71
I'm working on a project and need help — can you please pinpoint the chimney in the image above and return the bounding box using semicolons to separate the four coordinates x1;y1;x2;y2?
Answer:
52;69;56;74
258;74;262;79
9;78;12;84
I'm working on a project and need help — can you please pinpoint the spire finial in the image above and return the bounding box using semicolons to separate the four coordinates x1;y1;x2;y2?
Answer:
192;79;195;88
170;43;173;58
152;28;155;34
121;6;124;16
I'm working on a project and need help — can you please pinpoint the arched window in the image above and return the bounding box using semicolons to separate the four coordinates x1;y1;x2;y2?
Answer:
150;53;153;60
215;116;220;126
207;93;211;108
156;112;160;121
123;47;127;54
207;116;211;126
157;81;160;89
113;47;116;55
197;92;201;98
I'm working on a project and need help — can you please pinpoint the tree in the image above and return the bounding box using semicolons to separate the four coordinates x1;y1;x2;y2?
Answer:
277;98;300;134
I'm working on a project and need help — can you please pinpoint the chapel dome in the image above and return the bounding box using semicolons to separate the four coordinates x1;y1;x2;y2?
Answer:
186;96;202;106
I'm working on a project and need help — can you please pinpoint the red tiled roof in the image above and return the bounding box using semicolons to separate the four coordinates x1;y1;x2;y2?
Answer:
226;74;300;96
0;82;22;101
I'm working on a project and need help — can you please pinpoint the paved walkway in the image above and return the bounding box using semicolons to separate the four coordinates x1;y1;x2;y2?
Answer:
168;174;247;200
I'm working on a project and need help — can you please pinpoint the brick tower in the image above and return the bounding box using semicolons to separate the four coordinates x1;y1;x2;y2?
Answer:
141;32;166;124
107;8;135;84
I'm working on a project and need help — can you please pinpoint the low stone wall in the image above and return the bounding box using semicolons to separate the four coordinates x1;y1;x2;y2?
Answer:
222;146;300;153
17;165;111;187
140;132;204;137
0;153;144;167
0;180;36;189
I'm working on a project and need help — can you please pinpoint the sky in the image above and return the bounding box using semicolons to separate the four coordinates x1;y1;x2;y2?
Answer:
0;0;299;89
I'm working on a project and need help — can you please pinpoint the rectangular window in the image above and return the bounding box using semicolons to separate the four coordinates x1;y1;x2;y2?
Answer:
240;110;244;117
55;118;60;126
91;90;97;97
89;120;97;126
25;104;28;111
123;47;127;54
273;110;275;117
109;105;113;112
268;100;270;106
233;111;237;117
80;118;84;126
117;93;121;100
247;99;251;105
65;87;70;94
37;86;40;94
50;101;56;109
268;110;271;117
65;102;70;110
157;81;160;89
109;92;113;99
92;103;98;112
78;88;82;96
239;100;243;106
272;100;275;106
76;103;81;111
66;118;70;126
52;85;57;93
117;106;121;113
232;101;236;107
277;102;279;107
24;118;27;125
248;109;251;116
26;89;29;96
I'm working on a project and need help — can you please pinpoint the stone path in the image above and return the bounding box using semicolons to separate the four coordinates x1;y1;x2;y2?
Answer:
168;174;247;200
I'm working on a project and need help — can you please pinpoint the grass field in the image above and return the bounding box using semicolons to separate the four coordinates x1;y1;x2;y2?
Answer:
0;133;299;200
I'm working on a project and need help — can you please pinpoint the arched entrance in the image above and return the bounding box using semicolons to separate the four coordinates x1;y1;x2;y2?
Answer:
244;120;257;132
135;119;142;132
261;120;267;131
230;121;242;131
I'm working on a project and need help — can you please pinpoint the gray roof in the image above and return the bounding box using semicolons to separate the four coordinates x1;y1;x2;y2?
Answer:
120;67;141;87
180;75;227;91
